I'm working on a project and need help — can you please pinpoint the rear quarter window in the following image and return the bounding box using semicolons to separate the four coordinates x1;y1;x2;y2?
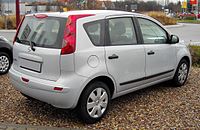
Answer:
84;20;104;46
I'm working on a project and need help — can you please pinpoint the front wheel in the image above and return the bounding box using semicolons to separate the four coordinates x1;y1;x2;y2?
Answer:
173;59;189;87
77;81;110;124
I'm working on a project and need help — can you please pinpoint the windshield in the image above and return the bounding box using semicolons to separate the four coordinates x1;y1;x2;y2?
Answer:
17;16;67;49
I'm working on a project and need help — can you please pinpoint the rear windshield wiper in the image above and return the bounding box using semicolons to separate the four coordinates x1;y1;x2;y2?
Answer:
16;37;36;51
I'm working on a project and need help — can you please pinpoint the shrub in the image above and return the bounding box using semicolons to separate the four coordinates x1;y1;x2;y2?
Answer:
184;16;196;20
0;15;17;29
147;11;177;25
7;15;16;29
189;45;200;67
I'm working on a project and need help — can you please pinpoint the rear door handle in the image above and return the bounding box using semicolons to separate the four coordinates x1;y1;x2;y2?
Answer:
108;54;119;59
147;51;155;55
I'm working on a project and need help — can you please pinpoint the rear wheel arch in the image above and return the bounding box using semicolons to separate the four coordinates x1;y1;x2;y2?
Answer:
73;75;116;109
75;76;115;123
81;76;115;99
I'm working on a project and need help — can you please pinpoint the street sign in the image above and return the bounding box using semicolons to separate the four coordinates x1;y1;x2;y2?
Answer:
190;0;197;5
131;4;137;10
182;1;187;8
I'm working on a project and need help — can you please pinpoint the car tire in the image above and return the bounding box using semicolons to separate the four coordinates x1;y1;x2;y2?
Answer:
0;52;11;75
77;81;111;124
173;59;189;87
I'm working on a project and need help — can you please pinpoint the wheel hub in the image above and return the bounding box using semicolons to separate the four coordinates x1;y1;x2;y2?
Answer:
87;88;108;118
178;63;188;84
0;55;9;73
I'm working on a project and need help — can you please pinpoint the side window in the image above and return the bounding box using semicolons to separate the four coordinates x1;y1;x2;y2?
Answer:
84;20;103;46
138;18;168;44
108;18;137;46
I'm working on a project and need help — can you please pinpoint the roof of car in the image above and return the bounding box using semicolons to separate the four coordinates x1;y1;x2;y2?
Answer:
27;10;144;18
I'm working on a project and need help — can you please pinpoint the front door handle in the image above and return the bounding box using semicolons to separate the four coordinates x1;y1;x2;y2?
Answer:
108;54;119;59
147;51;155;55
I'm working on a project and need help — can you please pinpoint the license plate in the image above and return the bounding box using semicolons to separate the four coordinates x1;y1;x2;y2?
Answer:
19;58;42;73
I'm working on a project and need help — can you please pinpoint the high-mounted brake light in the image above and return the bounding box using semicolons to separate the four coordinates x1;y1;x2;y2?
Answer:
61;14;94;55
13;16;25;44
34;14;48;19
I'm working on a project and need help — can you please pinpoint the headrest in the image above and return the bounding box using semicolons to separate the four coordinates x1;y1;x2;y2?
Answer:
112;22;126;35
87;24;99;33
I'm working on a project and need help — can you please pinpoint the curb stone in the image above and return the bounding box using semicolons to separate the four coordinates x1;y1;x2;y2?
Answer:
0;123;79;130
165;23;184;28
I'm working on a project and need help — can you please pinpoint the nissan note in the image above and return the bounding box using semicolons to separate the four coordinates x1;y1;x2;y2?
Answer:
9;10;191;123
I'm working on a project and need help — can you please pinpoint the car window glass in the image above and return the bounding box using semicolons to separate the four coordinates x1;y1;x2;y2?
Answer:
108;18;137;46
84;20;103;46
138;18;167;44
17;16;66;49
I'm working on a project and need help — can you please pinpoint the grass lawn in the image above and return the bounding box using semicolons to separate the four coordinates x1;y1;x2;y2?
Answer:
189;45;200;67
177;19;200;24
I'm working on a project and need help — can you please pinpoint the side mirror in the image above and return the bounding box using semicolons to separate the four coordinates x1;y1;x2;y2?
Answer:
170;35;179;44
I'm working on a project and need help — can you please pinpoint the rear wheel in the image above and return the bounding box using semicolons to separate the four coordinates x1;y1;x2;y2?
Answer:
77;81;110;124
0;52;11;75
173;59;189;87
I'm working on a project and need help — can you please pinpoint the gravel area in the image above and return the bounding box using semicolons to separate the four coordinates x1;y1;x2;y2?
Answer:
0;68;200;129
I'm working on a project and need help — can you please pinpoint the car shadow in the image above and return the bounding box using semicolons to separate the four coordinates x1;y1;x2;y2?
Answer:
20;80;186;125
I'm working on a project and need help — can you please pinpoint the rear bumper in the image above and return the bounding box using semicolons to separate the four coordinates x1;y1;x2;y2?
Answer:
9;66;88;109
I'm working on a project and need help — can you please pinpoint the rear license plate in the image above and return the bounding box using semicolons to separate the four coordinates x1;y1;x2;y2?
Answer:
19;58;42;73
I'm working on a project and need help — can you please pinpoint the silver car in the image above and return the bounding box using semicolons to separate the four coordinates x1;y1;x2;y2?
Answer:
9;10;191;123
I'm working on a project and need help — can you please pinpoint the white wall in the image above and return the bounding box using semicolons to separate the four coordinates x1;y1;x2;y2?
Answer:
0;30;16;42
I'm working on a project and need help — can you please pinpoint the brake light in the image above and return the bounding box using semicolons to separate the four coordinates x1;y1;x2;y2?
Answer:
61;14;94;55
54;87;63;91
13;16;25;44
34;14;48;19
21;77;29;83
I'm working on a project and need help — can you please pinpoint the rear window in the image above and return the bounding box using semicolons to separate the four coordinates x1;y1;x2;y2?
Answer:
17;16;67;49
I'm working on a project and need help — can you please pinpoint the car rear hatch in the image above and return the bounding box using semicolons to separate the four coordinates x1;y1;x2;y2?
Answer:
13;14;67;81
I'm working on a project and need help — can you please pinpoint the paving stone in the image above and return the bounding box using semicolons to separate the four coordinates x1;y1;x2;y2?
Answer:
26;128;37;130
0;125;7;129
6;127;15;130
0;68;200;129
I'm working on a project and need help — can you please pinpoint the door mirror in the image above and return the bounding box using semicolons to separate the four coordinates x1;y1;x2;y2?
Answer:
170;35;179;44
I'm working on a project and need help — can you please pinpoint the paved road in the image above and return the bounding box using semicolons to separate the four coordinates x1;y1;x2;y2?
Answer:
0;122;73;130
167;23;200;44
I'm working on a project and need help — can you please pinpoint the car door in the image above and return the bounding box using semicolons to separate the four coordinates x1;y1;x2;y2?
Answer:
105;16;146;92
137;17;176;80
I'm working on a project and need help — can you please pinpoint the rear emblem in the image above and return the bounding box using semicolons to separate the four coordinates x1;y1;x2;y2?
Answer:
27;47;32;52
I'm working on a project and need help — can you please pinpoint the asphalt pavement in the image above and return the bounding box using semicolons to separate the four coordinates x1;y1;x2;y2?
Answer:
166;23;200;44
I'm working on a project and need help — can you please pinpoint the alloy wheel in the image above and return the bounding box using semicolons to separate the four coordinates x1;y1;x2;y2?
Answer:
178;63;188;84
87;88;108;118
0;55;10;73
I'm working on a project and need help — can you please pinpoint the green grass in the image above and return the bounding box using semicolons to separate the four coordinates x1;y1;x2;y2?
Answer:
189;45;200;67
177;19;200;24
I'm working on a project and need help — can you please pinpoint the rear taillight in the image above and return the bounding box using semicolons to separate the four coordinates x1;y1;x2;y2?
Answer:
61;14;94;55
13;16;25;44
